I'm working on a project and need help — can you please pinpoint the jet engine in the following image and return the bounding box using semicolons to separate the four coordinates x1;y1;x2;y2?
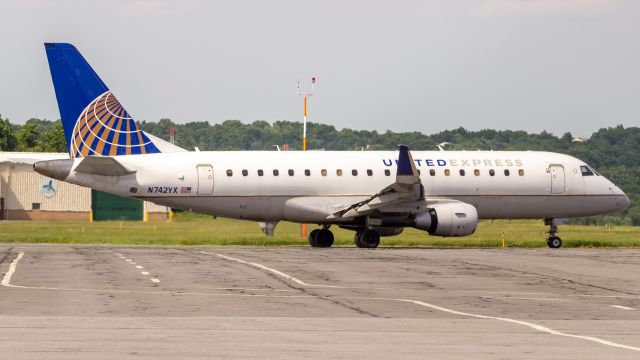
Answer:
414;202;478;237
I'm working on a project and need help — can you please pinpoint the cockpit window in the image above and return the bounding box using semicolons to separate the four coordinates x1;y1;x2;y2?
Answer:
580;165;594;176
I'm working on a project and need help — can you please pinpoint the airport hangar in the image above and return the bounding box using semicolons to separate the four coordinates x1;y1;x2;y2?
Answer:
0;152;169;221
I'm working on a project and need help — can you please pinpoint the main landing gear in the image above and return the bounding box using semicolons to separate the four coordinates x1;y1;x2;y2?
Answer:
354;228;380;249
308;227;334;248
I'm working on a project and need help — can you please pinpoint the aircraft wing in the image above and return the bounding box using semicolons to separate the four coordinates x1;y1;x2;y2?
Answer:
328;145;425;219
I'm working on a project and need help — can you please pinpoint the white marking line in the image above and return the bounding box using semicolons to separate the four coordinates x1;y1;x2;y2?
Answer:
480;296;568;302
150;278;160;283
1;251;24;286
2;252;293;295
609;305;635;310
203;251;344;289
210;251;640;353
141;271;149;275
125;259;132;262
136;266;143;269
574;294;640;299
455;290;556;295
390;298;640;353
4;283;303;297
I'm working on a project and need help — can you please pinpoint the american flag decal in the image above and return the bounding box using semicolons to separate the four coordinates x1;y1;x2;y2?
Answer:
180;187;192;194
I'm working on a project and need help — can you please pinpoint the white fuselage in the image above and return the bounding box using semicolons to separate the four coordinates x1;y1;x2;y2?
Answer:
63;150;629;223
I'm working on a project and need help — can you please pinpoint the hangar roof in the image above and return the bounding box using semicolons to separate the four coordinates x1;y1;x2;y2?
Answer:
0;152;68;165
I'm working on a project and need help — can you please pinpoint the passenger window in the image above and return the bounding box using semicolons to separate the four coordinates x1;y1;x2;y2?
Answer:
489;169;495;176
242;169;248;176
384;169;391;176
518;169;524;176
321;169;327;176
474;169;480;176
459;169;465;176
367;169;373;176
429;169;436;176
352;169;358;176
273;169;279;176
257;169;264;176
580;165;594;176
226;169;233;177
445;169;450;176
288;169;294;176
336;169;343;176
304;169;311;176
504;169;510;176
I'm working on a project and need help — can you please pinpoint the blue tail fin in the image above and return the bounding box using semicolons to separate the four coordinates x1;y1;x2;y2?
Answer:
45;43;160;158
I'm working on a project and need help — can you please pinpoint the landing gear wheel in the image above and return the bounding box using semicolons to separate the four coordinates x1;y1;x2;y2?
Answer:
545;220;563;249
309;229;334;248
547;236;562;249
356;229;380;249
308;229;320;247
354;230;363;248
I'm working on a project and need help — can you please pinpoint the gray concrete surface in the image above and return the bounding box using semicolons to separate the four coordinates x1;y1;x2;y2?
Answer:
1;245;640;359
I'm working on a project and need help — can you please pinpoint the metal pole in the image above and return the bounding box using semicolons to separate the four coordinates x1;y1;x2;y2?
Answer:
303;95;307;151
298;77;315;238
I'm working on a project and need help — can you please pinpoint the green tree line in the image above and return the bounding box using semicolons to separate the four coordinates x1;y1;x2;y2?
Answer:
1;115;638;225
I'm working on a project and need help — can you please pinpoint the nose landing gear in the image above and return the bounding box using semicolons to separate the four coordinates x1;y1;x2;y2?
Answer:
545;218;568;249
547;234;562;249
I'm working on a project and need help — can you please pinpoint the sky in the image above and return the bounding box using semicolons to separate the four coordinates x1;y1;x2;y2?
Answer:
0;0;638;137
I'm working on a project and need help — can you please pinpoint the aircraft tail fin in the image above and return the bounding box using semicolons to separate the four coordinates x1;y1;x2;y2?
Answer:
44;43;161;158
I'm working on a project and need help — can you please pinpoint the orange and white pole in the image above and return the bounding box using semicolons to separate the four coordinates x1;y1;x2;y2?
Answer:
298;76;316;238
301;95;308;238
303;95;307;151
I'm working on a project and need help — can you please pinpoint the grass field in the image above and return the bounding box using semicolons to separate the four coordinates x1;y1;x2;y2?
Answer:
0;212;638;247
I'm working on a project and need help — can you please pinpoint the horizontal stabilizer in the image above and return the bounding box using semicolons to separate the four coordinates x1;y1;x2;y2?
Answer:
74;156;136;176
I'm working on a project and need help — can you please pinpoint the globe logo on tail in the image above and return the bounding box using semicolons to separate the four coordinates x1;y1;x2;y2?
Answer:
70;91;159;158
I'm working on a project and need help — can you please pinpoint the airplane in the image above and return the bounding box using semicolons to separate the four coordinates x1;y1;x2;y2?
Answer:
34;43;630;249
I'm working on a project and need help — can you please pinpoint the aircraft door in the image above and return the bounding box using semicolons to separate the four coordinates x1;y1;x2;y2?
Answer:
197;165;214;195
550;164;565;194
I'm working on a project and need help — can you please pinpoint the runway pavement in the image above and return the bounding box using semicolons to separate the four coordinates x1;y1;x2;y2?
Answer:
1;244;640;359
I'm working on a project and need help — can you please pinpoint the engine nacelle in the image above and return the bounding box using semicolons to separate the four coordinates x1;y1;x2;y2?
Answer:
414;202;478;237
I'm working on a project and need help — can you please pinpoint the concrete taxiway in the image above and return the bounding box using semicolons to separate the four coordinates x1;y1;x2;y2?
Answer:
1;245;640;359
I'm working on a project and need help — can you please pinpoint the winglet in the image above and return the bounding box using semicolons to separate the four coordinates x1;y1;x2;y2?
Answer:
396;144;419;185
328;145;423;219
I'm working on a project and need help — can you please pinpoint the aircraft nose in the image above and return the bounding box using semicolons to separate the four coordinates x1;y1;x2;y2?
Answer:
620;193;630;210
